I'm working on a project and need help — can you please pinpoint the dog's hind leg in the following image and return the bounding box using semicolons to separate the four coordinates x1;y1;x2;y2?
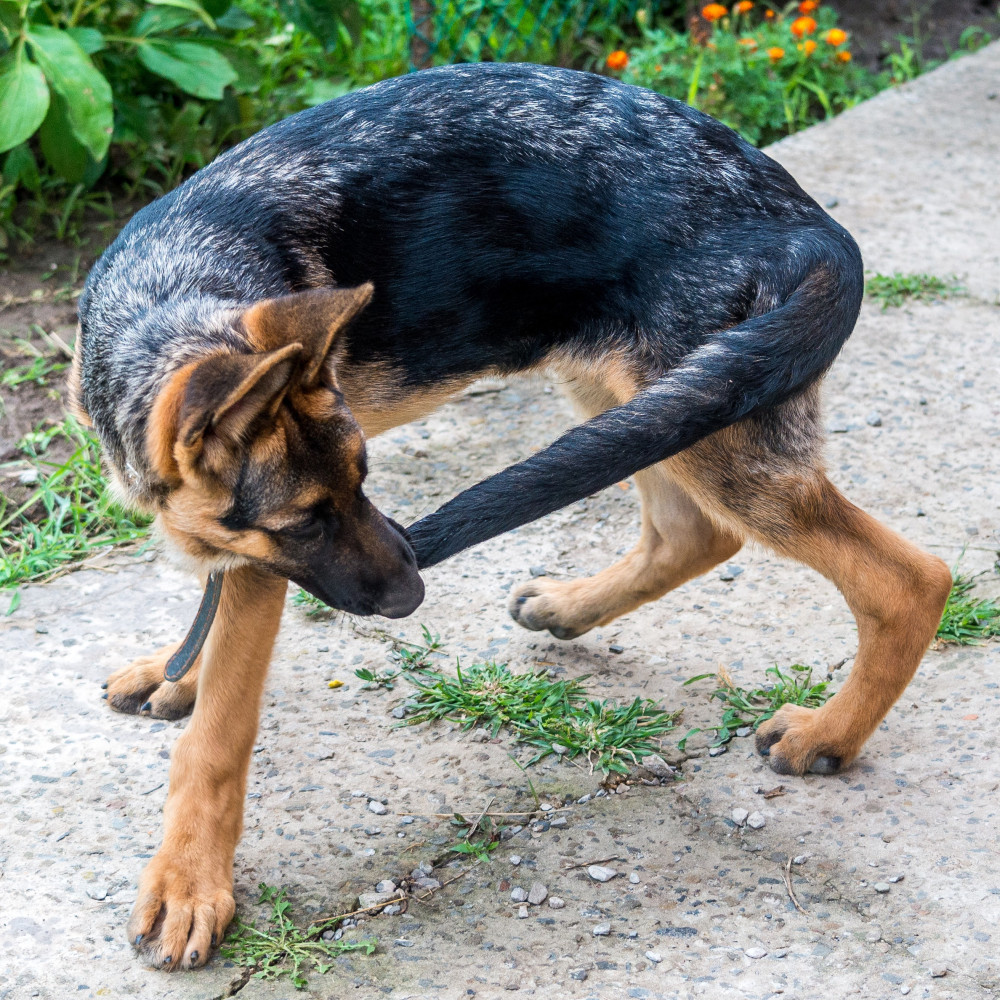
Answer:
509;373;741;639
509;464;741;638
105;645;200;720
669;410;952;777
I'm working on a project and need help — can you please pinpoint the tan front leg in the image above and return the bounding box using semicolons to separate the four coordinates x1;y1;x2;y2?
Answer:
128;565;287;970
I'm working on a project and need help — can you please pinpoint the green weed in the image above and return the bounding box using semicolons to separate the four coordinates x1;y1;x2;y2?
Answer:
0;356;67;389
291;587;334;617
222;883;376;990
0;416;150;592
680;664;831;749
352;623;443;689
865;272;963;309
936;572;1000;646
405;659;680;775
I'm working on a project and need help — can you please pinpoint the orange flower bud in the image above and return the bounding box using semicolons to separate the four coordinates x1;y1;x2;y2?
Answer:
824;27;848;45
798;0;818;11
837;49;852;62
734;1;754;13
739;36;758;50
768;45;785;61
803;38;817;55
606;50;628;71
702;3;728;21
790;15;817;37
764;9;775;18
654;63;663;72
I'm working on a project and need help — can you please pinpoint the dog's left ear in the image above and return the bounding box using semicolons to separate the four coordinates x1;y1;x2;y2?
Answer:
242;283;374;389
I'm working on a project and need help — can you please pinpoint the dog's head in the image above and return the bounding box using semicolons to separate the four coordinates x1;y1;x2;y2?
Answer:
146;282;423;618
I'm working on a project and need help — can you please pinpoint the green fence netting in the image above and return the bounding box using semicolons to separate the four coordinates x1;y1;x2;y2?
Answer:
404;0;641;69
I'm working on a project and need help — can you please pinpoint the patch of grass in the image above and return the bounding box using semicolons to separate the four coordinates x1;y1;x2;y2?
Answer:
353;625;443;690
405;660;680;776
222;883;376;990
291;587;334;618
0;356;68;389
936;572;1000;646
0;416;151;594
865;272;963;310
680;664;832;749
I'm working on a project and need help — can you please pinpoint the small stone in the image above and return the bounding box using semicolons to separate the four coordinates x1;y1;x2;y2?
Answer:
736;726;753;738
825;197;839;208
629;872;640;885
593;923;611;937
517;905;529;919
578;793;592;803
321;929;335;940
548;897;565;909
608;644;624;654
532;820;550;833
772;948;788;959
364;826;381;836
358;891;398;909
529;566;547;577
399;816;415;825
587;865;618;883
731;808;749;826
391;706;407;719
551;743;568;755
527;882;548;905
928;966;948;979
509;855;522;866
375;879;396;894
747;811;766;829
550;817;568;828
640;754;673;780
86;887;107;901
793;854;809;865
569;969;588;982
539;803;553;811
873;882;891;894
866;927;882;943
510;887;528;903
829;419;850;434
745;947;767;959
719;563;744;581
351;789;367;797
368;800;387;815
415;876;441;890
709;745;727;757
34;624;48;634
888;874;904;883
645;951;662;964
383;904;402;916
866;411;883;427
900;987;911;996
18;469;39;486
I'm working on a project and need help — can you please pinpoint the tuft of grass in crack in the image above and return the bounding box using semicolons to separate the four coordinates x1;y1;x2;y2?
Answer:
0;416;151;597
222;883;376;990
291;588;334;618
354;625;443;689
679;664;832;749
936;571;1000;646
865;272;963;310
0;356;67;389
404;659;680;776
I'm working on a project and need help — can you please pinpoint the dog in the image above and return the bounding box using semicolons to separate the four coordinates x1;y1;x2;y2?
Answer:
72;62;951;971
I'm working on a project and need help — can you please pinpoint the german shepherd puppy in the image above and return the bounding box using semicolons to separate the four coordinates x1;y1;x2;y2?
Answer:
73;63;950;970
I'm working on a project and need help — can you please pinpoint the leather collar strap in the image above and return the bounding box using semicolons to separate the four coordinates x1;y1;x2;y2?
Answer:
163;570;225;682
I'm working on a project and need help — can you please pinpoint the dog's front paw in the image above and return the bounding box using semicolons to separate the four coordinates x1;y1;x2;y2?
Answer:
508;579;596;640
755;703;857;776
104;648;198;720
128;847;235;970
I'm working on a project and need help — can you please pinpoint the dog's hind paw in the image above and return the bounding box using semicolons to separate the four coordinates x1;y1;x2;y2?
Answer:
755;703;857;776
104;647;198;720
508;578;597;640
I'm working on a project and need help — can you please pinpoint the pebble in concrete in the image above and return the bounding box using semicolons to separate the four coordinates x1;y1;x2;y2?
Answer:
587;865;618;882
548;897;565;909
731;808;749;826
527;882;548;905
510;887;528;903
593;923;611;936
747;811;766;829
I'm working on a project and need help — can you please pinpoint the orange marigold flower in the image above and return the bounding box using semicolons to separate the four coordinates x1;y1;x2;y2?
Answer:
790;15;817;37
734;1;754;13
606;50;628;71
768;45;785;61
702;3;728;21
764;9;775;18
837;49;852;62
803;38;817;54
798;0;818;11
824;27;848;45
654;63;663;72
739;36;758;50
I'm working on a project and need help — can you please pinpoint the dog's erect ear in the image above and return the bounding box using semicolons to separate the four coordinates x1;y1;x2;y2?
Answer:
178;343;303;451
242;283;374;390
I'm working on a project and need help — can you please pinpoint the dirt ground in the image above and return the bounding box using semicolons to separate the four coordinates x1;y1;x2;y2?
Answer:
2;41;1000;1000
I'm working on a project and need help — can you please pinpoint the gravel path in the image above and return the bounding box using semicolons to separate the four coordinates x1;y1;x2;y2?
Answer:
1;42;998;1000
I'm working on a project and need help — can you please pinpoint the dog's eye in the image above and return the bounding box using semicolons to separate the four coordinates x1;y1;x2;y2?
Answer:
283;519;323;541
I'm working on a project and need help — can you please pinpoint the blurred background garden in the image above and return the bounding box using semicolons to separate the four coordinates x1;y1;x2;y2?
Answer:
0;0;997;254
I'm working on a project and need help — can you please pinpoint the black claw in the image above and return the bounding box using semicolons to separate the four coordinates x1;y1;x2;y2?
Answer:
163;955;172;964
515;596;527;607
768;754;799;776
211;933;217;947
754;727;785;756
101;682;108;690
140;701;153;714
135;934;143;946
809;755;841;775
102;692;108;700
190;950;199;962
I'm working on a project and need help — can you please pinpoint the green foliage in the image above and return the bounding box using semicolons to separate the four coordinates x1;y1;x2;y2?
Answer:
405;659;680;775
621;4;877;146
222;883;376;990
936;572;1000;646
680;663;831;748
865;271;963;310
0;415;151;593
0;355;66;388
353;623;443;689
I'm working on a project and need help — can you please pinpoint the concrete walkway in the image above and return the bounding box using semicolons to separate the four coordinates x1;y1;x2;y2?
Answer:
1;42;998;1000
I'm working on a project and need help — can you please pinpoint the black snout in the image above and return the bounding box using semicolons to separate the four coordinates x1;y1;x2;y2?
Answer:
375;518;423;617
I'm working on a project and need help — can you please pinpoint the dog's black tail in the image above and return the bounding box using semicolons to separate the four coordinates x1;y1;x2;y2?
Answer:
408;232;863;569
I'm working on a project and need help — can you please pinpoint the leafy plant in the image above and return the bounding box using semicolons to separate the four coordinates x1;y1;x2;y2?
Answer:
680;663;831;748
405;659;680;775
222;883;376;990
621;2;879;146
0;354;66;388
865;271;963;310
936;572;1000;646
0;415;151;592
